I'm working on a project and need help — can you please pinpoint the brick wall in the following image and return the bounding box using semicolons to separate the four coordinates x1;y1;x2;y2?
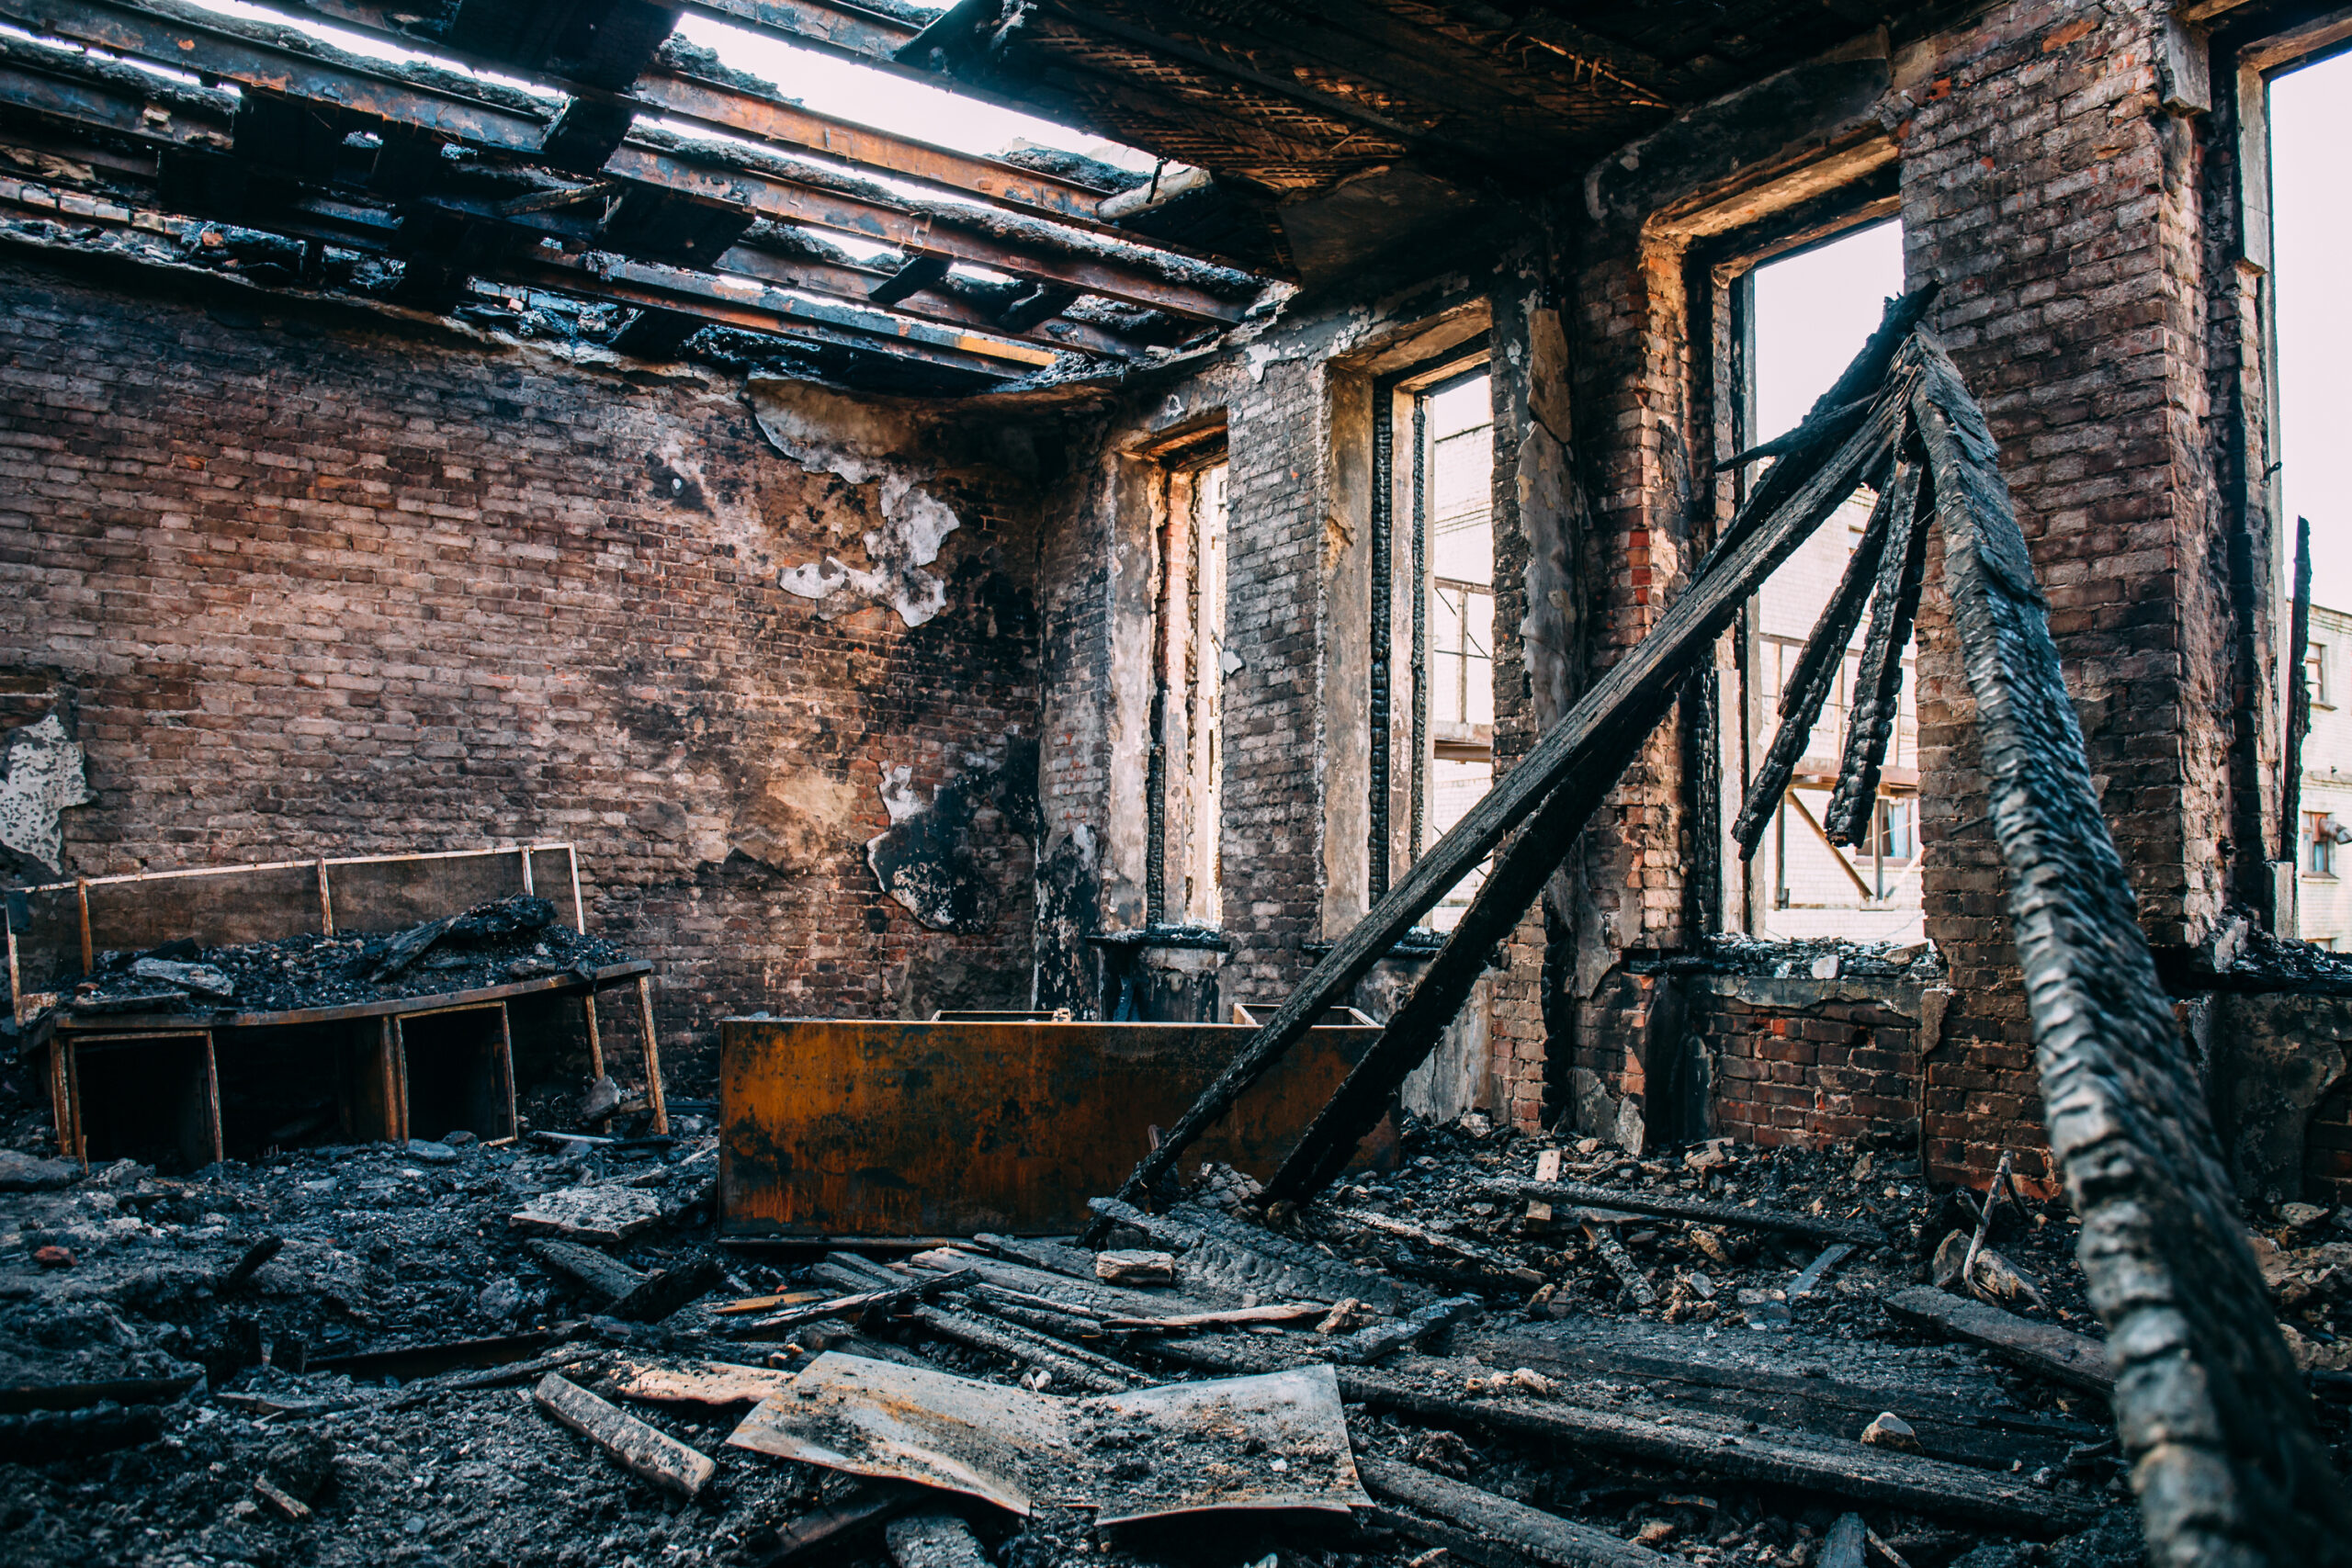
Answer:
0;256;1047;1094
1700;987;1928;1151
1902;0;2228;1188
1555;0;2259;1186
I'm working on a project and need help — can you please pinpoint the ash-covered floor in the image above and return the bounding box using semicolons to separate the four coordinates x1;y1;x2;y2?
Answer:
3;1071;2346;1568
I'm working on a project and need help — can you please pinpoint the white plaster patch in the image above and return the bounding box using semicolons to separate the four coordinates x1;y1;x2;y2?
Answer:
749;377;963;628
0;715;91;875
876;763;921;825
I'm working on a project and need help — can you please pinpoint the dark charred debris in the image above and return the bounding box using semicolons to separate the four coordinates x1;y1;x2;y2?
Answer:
56;896;632;1018
7;1096;2346;1568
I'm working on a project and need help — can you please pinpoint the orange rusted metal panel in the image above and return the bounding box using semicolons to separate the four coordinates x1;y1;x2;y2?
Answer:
719;1018;1394;1236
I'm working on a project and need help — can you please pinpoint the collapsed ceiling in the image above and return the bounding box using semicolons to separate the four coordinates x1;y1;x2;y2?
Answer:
0;0;1928;391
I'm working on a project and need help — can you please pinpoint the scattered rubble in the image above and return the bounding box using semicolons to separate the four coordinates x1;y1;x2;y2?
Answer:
12;1068;2340;1566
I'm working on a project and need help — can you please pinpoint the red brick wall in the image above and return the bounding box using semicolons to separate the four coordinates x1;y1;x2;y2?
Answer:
0;256;1047;1093
1702;992;1925;1150
2309;1075;2352;1209
1903;0;2229;1188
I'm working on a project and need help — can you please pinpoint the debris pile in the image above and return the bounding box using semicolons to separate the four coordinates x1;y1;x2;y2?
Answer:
17;1086;2345;1568
60;896;633;1017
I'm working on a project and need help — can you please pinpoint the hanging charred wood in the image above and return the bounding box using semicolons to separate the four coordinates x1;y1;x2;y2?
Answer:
1730;452;1903;858
1824;452;1931;845
2280;514;2313;863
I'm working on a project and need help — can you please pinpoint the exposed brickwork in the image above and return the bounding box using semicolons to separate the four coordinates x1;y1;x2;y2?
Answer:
0;258;1045;1092
1566;247;1699;961
1702;994;1923;1149
1902;0;2223;1188
2308;1073;2352;1210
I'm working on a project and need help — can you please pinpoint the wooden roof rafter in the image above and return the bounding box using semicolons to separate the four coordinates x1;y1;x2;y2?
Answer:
0;0;1272;388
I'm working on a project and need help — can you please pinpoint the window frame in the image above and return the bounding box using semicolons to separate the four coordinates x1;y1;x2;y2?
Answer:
1368;337;1492;902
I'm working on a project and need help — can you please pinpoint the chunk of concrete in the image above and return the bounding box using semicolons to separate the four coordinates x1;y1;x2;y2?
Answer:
511;1184;663;1245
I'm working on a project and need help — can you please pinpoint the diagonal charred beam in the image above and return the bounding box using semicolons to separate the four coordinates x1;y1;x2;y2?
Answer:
1261;375;1912;1206
1084;291;1938;1234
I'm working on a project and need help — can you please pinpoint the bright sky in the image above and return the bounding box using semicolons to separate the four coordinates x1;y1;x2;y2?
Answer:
669;12;1168;175
1751;219;1906;442
2274;51;2352;612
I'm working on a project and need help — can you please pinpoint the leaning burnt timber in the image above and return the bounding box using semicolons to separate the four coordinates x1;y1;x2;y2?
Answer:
1088;288;1939;1233
1091;289;2347;1565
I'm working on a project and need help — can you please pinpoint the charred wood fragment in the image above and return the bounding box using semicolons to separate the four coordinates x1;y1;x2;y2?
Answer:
1825;451;1930;845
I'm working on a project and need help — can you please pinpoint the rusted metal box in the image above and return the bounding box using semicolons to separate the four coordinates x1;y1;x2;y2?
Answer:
718;1017;1394;1236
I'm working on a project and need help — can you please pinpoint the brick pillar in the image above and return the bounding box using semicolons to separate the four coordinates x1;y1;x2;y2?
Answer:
1902;0;2233;1189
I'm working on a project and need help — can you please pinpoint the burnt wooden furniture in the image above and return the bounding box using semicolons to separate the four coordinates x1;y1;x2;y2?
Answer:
9;844;668;1168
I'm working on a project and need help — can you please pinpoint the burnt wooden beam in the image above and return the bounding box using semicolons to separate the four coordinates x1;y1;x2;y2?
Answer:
1262;383;1909;1206
1086;290;1938;1235
992;282;1075;333
514;247;1056;374
0;0;551;152
2;0;1260;321
684;0;921;62
1730;454;1903;859
601;141;1250;321
1824;450;1931;845
865;249;947;305
1905;333;2350;1564
2280;514;2312;863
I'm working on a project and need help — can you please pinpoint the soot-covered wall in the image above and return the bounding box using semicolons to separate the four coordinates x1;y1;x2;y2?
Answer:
0;254;1051;1090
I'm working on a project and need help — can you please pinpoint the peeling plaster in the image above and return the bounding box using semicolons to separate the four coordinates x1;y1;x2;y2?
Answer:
0;714;91;876
750;377;965;628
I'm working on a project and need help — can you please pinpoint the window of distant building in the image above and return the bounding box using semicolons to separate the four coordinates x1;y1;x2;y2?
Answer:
2308;640;2330;709
2307;811;2338;879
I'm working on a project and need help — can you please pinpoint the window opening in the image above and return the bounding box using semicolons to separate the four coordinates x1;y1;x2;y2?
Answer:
1148;451;1228;929
1729;219;1921;942
1418;369;1496;931
2274;52;2352;947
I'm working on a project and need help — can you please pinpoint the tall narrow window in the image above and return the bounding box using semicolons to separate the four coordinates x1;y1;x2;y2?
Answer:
1726;219;1922;942
1419;370;1495;931
1149;450;1227;929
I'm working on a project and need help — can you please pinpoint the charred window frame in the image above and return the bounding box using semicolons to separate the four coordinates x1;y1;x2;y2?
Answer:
1145;433;1231;930
1687;169;1903;937
1369;337;1492;906
2202;4;2352;926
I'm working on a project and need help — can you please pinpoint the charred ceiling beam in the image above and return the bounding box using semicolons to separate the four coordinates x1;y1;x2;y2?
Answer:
0;37;1169;363
513;246;1054;375
2;0;555;152
273;0;1261;268
902;0;1454;159
682;0;922;63
601;139;1251;321
0;0;1259;321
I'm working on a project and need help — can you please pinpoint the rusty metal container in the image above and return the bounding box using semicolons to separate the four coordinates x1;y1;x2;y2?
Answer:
718;1016;1393;1236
